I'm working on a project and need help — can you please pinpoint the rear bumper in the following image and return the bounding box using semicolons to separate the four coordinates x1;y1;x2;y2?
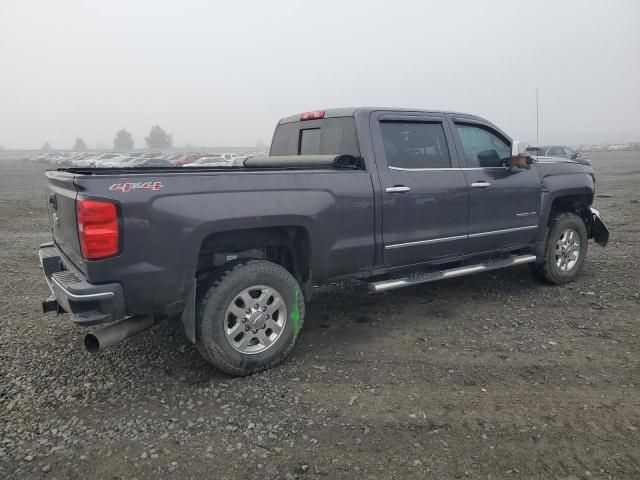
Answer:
39;243;125;325
589;207;609;247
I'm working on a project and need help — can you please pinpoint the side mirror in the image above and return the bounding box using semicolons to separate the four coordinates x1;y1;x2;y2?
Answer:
509;141;532;168
511;140;529;157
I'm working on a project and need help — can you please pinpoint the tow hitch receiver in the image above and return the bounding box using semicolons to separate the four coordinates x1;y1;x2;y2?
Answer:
41;295;62;314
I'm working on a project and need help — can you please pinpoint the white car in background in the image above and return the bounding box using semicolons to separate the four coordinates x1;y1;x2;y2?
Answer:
183;156;229;167
92;153;125;167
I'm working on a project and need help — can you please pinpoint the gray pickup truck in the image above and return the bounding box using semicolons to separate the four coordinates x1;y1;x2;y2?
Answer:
39;107;609;375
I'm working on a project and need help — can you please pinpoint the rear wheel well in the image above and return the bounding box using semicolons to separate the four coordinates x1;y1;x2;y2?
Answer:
196;226;311;286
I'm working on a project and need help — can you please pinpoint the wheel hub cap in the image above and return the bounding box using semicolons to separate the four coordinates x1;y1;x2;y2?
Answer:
555;228;580;272
224;285;287;355
247;310;266;329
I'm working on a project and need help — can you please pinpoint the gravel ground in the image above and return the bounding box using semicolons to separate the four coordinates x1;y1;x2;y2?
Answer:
1;152;639;480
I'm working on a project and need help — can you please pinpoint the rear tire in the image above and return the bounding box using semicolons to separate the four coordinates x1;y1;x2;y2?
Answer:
530;212;588;285
196;260;305;376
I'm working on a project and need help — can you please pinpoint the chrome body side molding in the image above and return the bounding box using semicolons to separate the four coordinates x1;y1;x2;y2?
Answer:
385;225;538;250
388;166;508;172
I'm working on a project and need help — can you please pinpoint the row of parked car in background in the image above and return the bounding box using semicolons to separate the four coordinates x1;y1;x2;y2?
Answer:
23;144;589;168
21;150;267;168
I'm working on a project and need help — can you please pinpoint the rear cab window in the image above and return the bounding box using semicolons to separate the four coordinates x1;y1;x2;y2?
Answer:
299;128;321;154
270;117;361;157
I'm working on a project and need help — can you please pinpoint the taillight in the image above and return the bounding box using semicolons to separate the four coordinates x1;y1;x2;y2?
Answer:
299;110;325;121
76;198;119;260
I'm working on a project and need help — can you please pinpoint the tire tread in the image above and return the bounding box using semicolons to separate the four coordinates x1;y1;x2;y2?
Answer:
195;260;304;376
534;212;588;285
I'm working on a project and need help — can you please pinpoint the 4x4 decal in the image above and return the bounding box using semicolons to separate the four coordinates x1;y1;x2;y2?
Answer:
109;181;164;193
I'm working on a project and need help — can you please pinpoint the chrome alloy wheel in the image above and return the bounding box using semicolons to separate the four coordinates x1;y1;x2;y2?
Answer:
555;228;580;272
224;285;287;354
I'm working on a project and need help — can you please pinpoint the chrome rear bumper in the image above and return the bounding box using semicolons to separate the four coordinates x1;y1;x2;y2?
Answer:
39;242;125;325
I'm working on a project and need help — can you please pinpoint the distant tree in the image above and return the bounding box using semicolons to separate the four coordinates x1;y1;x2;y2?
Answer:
73;138;87;151
255;138;267;149
41;142;52;151
114;129;134;150
145;125;173;149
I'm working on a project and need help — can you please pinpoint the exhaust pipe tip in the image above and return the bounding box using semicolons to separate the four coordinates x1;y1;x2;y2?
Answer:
84;333;100;354
83;315;154;353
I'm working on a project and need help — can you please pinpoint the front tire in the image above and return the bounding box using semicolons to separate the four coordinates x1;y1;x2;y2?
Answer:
531;212;588;284
196;260;305;376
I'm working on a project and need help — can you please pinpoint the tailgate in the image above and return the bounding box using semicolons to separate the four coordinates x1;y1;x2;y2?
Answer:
45;171;85;271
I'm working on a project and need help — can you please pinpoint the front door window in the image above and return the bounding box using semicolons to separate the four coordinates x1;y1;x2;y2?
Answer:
456;125;510;168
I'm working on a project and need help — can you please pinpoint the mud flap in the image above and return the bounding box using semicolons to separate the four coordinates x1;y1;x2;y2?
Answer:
590;207;609;247
180;279;197;343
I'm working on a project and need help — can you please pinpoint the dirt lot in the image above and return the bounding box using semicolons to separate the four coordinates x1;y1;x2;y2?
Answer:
0;152;638;480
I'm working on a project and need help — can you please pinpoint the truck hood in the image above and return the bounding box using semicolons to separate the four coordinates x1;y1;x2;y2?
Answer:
535;155;591;166
535;155;595;182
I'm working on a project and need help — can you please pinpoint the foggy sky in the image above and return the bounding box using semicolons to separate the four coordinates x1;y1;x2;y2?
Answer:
1;0;639;149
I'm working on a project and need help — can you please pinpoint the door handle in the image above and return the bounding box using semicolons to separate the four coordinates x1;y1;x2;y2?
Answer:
471;181;491;188
385;186;411;193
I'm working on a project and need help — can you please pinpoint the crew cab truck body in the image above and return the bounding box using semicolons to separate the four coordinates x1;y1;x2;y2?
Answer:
40;107;609;375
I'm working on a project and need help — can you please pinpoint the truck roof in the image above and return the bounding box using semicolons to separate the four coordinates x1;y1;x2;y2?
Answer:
277;107;483;125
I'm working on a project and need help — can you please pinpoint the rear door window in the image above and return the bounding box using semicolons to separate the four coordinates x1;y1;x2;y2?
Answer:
380;121;451;169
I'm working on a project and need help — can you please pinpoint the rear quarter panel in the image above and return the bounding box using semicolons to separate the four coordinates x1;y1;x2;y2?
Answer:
74;169;375;316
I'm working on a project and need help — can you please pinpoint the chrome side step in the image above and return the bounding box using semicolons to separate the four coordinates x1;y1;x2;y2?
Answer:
369;254;537;293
